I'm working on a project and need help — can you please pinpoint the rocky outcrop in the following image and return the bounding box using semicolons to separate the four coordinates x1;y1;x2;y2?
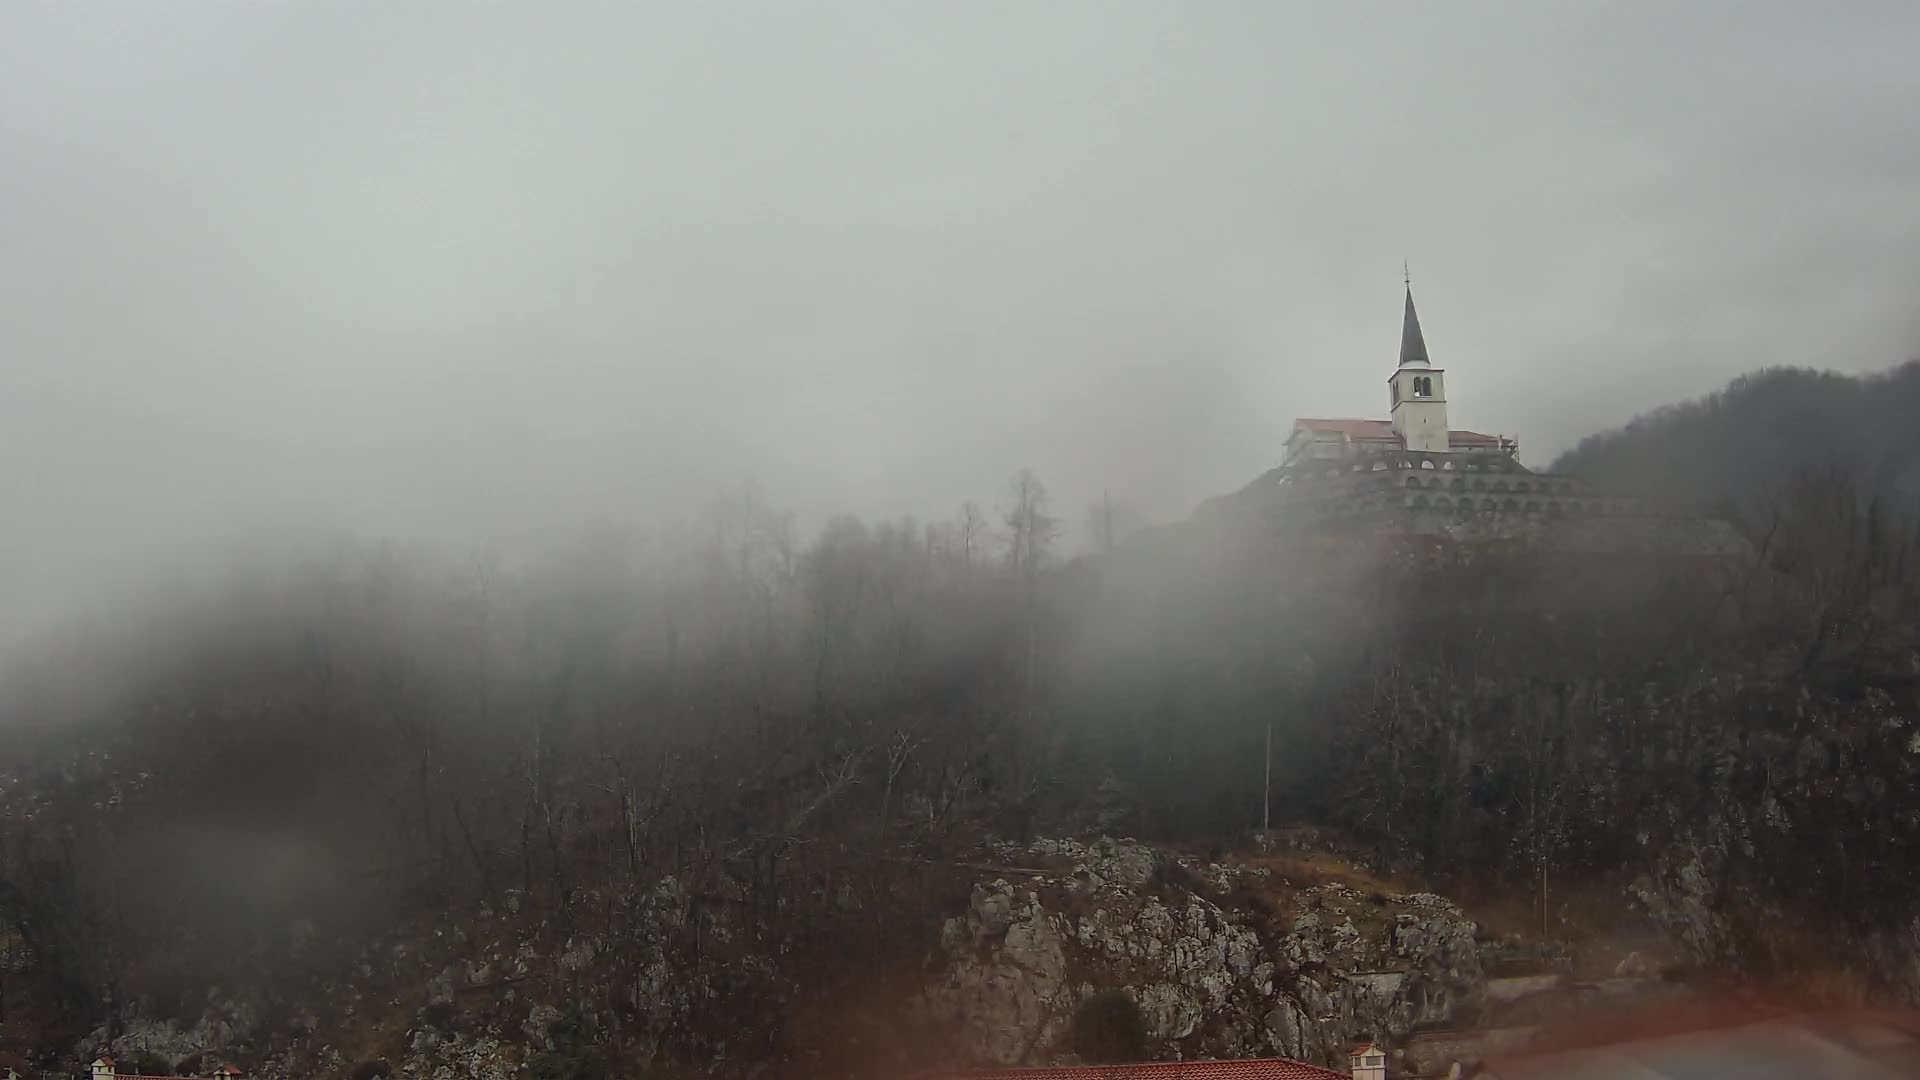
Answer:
399;1028;518;1080
82;999;261;1074
62;839;1486;1077
1629;832;1736;966
923;837;1486;1070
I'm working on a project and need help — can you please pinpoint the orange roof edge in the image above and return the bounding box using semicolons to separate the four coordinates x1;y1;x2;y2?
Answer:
1292;417;1502;445
917;1057;1345;1080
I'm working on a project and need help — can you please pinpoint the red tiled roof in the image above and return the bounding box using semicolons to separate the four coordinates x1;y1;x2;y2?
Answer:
921;1058;1345;1080
1293;417;1503;447
1447;429;1501;444
1294;418;1397;440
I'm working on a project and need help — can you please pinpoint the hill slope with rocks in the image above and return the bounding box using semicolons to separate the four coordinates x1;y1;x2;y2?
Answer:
30;833;1612;1079
2;365;1918;1077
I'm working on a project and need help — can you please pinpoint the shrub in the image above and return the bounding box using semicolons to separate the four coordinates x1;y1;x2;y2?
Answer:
1149;859;1201;897
1223;882;1277;925
529;1051;613;1080
1071;989;1149;1064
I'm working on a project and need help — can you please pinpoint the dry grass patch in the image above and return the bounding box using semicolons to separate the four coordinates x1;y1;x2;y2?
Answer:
1232;849;1420;898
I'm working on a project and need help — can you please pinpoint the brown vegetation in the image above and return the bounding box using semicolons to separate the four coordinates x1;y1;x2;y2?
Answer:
0;364;1916;1071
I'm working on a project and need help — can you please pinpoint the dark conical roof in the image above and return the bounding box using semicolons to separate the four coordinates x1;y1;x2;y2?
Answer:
1399;286;1430;368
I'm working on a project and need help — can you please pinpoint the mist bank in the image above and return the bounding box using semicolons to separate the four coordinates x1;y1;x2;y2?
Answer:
0;360;1918;1072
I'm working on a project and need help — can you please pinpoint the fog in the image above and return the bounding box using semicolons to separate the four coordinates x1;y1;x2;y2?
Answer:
4;0;1919;637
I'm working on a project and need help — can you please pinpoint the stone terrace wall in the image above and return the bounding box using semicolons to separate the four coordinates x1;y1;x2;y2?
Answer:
1240;448;1749;558
1267;449;1637;524
1396;508;1751;556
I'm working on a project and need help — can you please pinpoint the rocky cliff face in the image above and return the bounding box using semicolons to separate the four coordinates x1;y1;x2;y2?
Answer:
1621;680;1920;999
921;837;1485;1071
48;833;1514;1078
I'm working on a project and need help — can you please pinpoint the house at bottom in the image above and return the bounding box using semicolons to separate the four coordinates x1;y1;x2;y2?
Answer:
922;1044;1387;1080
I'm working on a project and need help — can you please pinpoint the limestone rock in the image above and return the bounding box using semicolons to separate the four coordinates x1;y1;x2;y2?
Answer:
524;1003;564;1049
426;964;459;1006
973;880;1016;934
1630;834;1734;963
925;837;1487;1070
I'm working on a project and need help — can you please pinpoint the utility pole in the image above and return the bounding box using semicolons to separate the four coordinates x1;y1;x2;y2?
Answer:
1541;855;1550;938
1262;721;1272;836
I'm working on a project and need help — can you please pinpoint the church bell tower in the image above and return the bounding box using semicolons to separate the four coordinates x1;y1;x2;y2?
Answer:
1388;284;1449;453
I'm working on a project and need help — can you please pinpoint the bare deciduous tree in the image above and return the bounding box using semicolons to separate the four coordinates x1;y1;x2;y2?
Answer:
1002;468;1058;580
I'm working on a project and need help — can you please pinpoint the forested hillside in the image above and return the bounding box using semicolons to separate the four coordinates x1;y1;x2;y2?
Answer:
1;367;1919;1076
1552;360;1920;523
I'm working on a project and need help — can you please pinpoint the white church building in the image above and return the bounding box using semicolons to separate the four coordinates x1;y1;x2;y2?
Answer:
1282;287;1518;468
1264;284;1631;523
1196;281;1747;557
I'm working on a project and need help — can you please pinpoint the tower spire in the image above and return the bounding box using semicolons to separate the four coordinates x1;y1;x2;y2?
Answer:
1388;274;1447;451
1399;280;1430;368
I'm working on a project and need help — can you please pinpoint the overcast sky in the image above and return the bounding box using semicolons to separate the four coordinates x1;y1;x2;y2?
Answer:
3;1;1919;627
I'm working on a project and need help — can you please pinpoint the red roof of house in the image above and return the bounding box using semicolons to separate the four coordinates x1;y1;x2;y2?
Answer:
1292;417;1502;446
921;1058;1345;1080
